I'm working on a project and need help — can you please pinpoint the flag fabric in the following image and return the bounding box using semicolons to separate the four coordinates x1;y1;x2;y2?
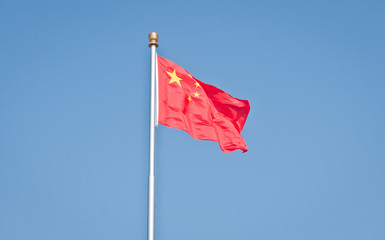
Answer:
157;56;250;153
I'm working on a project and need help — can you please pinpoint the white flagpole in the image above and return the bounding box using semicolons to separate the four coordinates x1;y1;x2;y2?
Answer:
148;32;158;240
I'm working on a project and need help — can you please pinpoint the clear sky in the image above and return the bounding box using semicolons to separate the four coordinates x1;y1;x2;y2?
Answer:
1;0;384;239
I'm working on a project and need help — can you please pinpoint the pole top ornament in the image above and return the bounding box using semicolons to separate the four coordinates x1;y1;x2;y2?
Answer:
148;32;159;48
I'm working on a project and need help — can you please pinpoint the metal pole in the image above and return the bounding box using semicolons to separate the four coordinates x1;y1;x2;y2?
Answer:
148;32;158;240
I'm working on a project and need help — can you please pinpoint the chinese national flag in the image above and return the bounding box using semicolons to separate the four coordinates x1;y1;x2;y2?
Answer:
157;56;250;153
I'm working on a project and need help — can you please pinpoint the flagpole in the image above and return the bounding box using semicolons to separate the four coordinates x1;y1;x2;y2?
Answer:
148;32;158;240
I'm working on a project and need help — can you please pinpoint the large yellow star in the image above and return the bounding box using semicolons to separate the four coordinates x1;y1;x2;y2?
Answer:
167;69;183;87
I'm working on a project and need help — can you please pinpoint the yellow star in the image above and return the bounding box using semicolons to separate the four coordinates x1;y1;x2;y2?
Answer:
194;81;200;88
194;92;200;98
187;96;192;102
188;74;193;78
167;69;183;87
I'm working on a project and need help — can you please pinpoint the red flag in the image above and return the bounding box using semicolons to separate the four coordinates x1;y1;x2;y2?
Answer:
157;56;250;153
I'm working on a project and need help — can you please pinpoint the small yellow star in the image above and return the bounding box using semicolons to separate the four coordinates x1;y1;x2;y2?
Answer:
188;74;193;78
187;96;192;102
166;69;183;87
194;92;200;98
194;81;200;88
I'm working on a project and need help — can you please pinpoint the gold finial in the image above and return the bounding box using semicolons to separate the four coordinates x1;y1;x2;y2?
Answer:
148;32;159;48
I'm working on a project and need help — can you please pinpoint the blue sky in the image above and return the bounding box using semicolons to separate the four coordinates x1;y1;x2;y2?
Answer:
1;0;385;239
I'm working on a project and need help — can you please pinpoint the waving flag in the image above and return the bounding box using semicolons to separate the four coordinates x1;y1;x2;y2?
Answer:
157;55;250;153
